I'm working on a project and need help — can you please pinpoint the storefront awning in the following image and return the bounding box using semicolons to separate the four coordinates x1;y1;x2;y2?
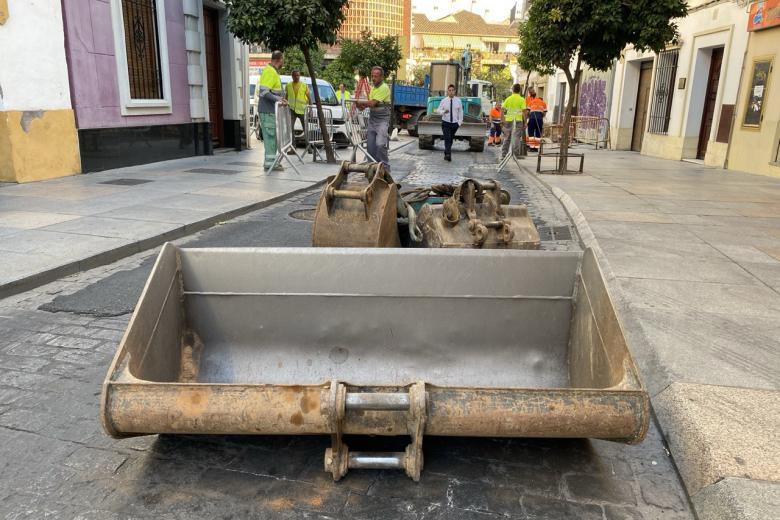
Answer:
422;35;455;48
451;36;484;50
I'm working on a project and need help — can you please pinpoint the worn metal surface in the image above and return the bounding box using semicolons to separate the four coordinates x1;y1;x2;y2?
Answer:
312;162;400;247
417;178;541;249
101;244;649;479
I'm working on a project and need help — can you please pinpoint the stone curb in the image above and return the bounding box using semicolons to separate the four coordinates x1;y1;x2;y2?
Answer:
0;179;327;301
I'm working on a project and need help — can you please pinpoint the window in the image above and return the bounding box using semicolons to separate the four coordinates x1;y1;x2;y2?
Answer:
648;49;678;134
121;0;163;99
110;0;172;115
485;41;499;53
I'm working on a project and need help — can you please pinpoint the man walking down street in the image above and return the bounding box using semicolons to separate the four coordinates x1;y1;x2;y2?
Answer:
436;84;463;161
526;87;547;152
285;70;310;152
357;66;391;172
501;84;528;160
257;51;287;171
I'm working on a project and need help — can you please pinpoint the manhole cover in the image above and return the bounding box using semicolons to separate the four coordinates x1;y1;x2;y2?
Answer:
99;178;153;186
289;209;316;221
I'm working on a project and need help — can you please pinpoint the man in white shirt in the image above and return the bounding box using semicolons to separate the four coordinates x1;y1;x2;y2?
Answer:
436;84;464;162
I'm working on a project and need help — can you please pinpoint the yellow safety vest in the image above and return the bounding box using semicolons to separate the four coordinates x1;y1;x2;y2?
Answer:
503;93;526;122
285;82;309;115
336;90;351;102
258;65;282;92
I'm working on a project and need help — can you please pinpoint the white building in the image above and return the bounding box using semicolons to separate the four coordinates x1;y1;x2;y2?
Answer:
608;0;750;166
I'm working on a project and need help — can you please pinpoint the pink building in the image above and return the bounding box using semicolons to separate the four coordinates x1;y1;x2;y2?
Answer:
61;0;249;172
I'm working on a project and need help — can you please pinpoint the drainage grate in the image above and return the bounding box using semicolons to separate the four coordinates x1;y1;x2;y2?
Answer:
184;168;241;175
99;178;154;186
551;226;572;240
289;209;316;221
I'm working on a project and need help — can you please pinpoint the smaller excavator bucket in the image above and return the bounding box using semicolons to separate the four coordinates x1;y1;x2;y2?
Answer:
312;162;401;247
417;178;540;249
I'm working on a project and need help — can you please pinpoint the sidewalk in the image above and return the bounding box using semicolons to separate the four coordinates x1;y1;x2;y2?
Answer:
524;150;780;519
0;140;409;298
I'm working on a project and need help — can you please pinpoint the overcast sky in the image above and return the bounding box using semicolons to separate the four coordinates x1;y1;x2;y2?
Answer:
412;0;520;23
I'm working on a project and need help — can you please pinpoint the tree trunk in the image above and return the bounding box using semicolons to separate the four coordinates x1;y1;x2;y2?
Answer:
559;61;581;174
522;69;532;96
302;46;336;163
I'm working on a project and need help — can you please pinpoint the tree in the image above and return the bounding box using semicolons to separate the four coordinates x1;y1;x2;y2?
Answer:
474;66;513;100
517;0;686;172
320;59;355;91
409;64;429;87
280;45;325;76
338;31;403;79
227;0;348;162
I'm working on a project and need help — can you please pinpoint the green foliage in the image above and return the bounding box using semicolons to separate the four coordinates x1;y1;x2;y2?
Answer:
474;66;513;100
518;0;687;75
338;31;403;78
409;64;429;87
280;46;325;75
320;60;356;90
226;0;348;50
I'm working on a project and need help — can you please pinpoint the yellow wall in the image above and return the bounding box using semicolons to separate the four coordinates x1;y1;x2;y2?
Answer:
0;109;81;183
642;133;686;160
728;28;780;178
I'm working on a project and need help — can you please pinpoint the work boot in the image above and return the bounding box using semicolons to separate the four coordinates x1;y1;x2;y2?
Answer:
488;136;494;145
444;155;451;162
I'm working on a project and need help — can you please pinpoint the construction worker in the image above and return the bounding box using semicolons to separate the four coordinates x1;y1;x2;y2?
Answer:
526;87;547;152
257;51;287;171
501;84;528;159
357;66;391;172
489;101;503;146
436;84;463;162
285;70;310;151
335;83;351;104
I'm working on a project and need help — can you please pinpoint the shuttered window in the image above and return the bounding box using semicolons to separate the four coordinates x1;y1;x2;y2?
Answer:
122;0;164;100
648;49;678;134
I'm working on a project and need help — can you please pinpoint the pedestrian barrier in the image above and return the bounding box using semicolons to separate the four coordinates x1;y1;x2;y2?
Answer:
268;102;304;174
305;105;339;162
536;141;585;174
497;119;525;173
543;116;610;149
345;100;376;163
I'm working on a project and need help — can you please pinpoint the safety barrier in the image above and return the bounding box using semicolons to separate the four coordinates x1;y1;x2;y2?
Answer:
305;105;339;162
543;116;610;150
345;99;376;163
268;102;304;174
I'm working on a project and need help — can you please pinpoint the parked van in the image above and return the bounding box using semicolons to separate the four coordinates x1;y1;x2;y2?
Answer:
253;72;348;147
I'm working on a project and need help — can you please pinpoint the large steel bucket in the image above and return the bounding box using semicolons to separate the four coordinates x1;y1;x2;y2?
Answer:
101;244;649;481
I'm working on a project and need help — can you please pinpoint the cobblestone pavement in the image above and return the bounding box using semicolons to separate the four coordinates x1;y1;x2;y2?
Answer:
0;142;694;519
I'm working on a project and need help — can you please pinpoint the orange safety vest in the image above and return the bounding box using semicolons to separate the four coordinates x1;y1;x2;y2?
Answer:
490;107;502;122
527;96;547;113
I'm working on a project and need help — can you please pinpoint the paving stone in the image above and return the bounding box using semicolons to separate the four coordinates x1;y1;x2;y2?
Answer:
565;473;637;505
639;474;687;511
521;494;604;520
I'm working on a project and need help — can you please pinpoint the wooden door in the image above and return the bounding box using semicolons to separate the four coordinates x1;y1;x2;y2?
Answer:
697;47;724;159
555;82;566;123
631;61;653;152
204;8;223;147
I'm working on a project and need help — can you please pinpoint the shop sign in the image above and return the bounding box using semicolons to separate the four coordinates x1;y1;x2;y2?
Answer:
748;0;780;31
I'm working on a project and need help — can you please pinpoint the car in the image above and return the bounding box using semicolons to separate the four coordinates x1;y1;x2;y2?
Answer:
252;73;349;147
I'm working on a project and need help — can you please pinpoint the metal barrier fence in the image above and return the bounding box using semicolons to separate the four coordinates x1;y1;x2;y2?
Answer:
268;102;303;174
543;116;610;149
345;100;376;163
305;105;339;162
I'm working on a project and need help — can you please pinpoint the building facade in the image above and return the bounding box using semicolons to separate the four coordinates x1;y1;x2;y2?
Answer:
727;0;780;177
410;11;518;72
0;0;81;182
608;0;749;167
61;0;249;173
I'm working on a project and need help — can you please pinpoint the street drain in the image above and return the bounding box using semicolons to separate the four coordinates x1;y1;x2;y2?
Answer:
289;209;316;221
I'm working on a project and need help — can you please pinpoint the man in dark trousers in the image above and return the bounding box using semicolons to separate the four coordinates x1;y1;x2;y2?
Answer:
436;84;463;161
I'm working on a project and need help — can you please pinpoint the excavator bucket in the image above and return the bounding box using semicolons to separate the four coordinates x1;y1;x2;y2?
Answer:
417;178;541;249
312;161;401;247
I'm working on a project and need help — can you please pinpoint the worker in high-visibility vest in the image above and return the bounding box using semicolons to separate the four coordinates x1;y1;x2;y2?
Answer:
489;101;503;146
335;84;351;104
526;87;547;152
285;70;310;150
257;51;287;171
501;84;529;159
356;66;391;172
